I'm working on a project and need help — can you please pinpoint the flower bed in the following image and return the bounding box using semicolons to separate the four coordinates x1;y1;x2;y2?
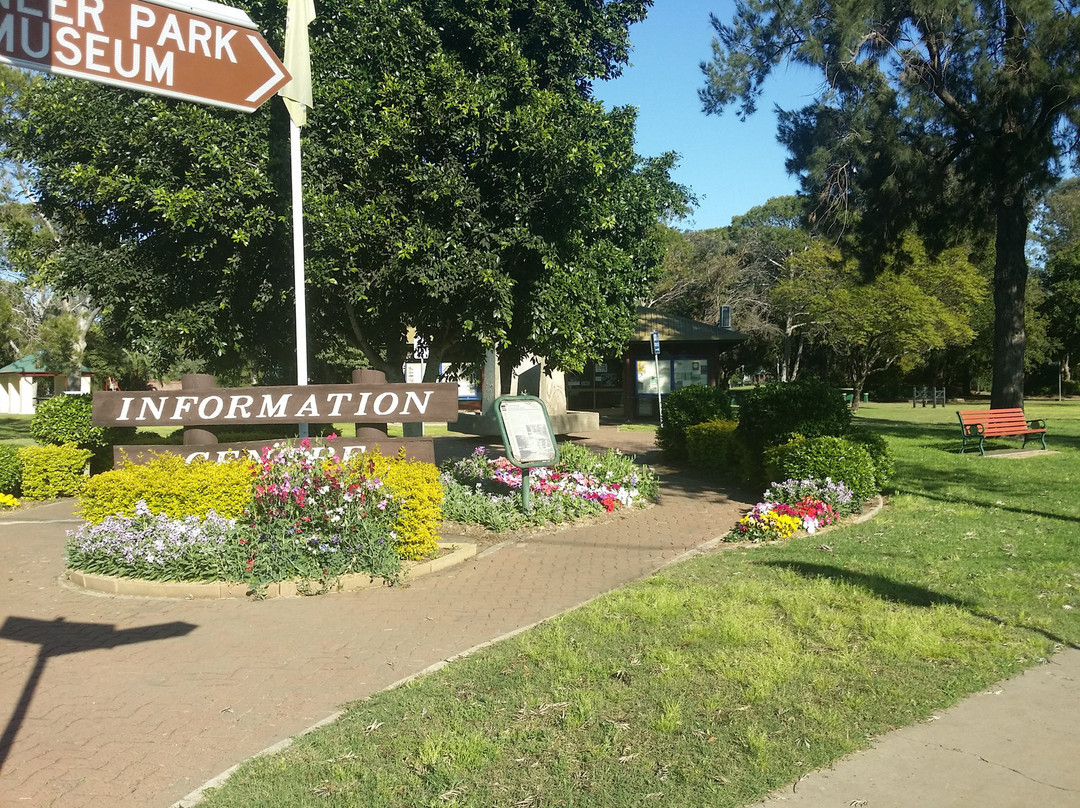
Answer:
66;439;659;591
440;442;659;532
726;477;858;543
66;441;409;591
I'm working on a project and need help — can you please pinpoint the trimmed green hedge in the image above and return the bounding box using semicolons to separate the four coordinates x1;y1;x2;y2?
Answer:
736;379;852;454
763;436;878;504
31;394;135;473
78;454;255;524
656;385;733;460
19;444;92;499
846;428;895;491
0;444;21;495
686;419;747;477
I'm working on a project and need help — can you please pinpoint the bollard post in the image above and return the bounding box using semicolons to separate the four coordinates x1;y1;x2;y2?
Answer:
352;369;389;436
181;374;218;446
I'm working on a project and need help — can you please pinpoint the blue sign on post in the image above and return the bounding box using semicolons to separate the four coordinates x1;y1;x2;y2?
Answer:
651;330;661;355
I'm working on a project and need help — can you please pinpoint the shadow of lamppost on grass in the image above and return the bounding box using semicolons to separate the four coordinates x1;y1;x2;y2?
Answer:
0;616;198;773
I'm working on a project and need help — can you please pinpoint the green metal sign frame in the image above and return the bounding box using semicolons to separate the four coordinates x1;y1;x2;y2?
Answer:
493;395;560;512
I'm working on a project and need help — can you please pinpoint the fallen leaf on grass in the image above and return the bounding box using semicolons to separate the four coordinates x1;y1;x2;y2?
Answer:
323;752;358;764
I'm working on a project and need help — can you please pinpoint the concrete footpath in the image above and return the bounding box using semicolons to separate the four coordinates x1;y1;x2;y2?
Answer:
0;427;1077;807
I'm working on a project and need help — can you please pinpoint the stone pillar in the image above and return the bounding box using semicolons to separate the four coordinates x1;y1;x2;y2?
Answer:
538;364;567;417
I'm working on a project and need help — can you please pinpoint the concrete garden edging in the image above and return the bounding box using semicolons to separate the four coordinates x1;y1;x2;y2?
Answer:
64;540;477;599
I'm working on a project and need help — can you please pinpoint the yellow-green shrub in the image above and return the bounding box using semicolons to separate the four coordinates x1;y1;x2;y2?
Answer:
19;444;93;500
686;419;748;477
78;454;254;524
363;450;444;560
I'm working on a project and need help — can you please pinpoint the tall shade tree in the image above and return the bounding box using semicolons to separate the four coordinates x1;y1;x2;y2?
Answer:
1036;178;1080;380
700;0;1080;408
0;65;104;378
727;196;817;381
3;0;683;387
778;234;988;409
649;197;818;381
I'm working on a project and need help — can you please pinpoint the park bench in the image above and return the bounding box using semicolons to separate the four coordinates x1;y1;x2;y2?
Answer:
956;408;1047;456
913;386;945;407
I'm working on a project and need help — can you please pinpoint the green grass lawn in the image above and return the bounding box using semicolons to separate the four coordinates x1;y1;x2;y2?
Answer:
0;415;34;445
195;400;1080;807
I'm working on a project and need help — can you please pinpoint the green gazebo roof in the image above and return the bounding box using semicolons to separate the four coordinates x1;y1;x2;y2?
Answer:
0;352;93;375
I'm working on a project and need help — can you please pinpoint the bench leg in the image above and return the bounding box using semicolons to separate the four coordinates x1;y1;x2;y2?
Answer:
1020;434;1047;451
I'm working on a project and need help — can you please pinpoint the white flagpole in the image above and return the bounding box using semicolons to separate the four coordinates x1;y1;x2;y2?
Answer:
291;117;308;437
281;0;315;439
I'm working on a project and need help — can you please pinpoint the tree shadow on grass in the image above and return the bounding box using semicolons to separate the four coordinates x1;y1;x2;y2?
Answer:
760;560;1078;651
893;485;1080;525
858;413;1080;454
855;416;957;444
889;450;1080;524
762;560;972;609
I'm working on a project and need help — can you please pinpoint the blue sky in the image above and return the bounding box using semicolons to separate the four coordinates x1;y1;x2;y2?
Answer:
596;1;824;232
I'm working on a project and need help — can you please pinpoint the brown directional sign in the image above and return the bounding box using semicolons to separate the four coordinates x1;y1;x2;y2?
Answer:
92;383;460;427
0;0;290;112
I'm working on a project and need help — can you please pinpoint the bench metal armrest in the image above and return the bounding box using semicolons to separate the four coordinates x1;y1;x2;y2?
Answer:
962;423;984;436
1027;419;1046;430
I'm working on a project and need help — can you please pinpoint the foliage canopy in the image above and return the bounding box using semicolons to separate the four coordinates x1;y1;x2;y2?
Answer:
3;0;686;384
701;0;1080;407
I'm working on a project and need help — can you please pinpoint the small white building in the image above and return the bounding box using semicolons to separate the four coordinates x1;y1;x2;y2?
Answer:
0;353;94;415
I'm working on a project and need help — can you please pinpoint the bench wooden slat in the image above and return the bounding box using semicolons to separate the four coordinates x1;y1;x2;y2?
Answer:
956;408;1047;455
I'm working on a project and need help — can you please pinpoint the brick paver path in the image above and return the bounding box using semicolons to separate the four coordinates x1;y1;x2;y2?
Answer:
0;428;750;807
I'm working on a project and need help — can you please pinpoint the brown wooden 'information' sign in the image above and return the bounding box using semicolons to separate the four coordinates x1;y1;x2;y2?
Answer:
92;383;459;427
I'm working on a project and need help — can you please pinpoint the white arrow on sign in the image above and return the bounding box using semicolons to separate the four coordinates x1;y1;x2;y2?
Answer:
244;32;286;104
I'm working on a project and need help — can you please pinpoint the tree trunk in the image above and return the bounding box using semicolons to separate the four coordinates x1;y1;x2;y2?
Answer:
846;365;872;416
498;353;516;397
790;334;804;382
990;193;1028;410
781;326;792;382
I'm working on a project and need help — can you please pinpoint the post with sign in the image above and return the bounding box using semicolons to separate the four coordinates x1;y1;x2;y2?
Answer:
493;395;560;512
651;330;663;426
